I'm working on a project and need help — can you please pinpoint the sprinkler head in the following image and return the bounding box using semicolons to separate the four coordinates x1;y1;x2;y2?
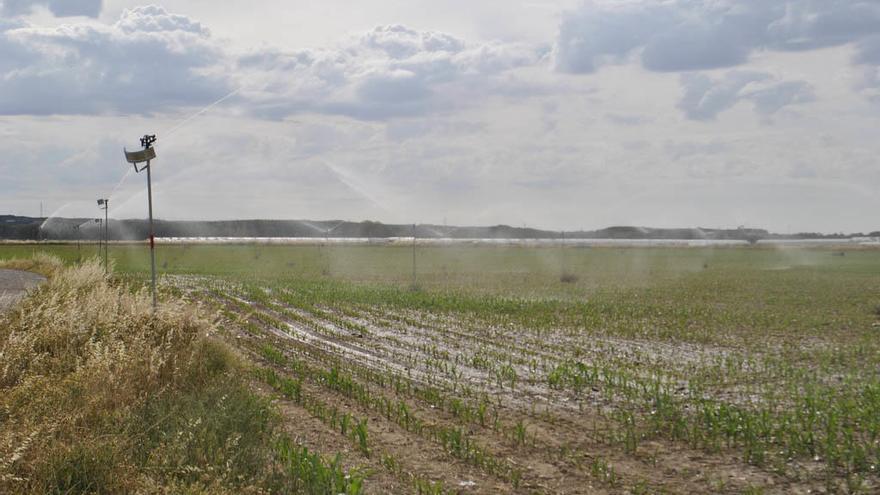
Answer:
140;134;157;149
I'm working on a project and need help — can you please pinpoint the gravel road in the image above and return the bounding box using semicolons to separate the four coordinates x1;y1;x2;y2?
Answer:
0;269;45;312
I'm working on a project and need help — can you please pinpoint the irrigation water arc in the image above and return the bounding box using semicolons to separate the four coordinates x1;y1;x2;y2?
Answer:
107;86;244;203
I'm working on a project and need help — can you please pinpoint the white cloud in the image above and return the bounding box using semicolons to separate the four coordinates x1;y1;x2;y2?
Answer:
0;11;540;121
114;4;208;35
360;24;465;58
236;24;540;120
0;5;230;115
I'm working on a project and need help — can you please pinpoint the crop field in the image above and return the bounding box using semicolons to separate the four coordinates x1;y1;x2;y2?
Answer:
3;243;880;493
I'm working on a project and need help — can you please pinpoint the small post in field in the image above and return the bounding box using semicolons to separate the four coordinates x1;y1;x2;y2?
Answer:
560;230;565;277
412;223;417;289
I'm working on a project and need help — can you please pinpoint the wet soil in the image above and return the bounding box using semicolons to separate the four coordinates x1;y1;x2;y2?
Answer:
175;277;844;494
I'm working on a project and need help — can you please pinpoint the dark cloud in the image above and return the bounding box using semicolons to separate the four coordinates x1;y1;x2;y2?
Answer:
678;71;814;121
855;35;880;65
767;1;880;52
0;6;230;116
555;1;880;74
2;0;102;18
553;2;669;73
641;21;752;72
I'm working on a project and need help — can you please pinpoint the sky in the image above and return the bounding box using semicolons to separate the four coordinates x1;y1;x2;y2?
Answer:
1;1;879;233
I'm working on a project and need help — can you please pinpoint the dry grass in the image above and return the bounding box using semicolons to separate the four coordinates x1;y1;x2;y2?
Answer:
0;252;65;278
0;256;277;494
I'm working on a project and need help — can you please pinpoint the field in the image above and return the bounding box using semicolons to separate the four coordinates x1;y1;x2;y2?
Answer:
3;243;879;494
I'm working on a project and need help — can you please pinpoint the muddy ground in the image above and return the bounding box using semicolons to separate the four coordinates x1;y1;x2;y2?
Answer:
165;275;852;495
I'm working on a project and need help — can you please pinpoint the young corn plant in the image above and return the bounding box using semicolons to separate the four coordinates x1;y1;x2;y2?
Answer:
355;419;369;457
275;437;364;495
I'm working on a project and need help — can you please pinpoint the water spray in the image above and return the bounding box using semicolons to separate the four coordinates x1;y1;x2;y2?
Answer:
124;134;159;311
109;87;242;202
325;221;345;242
161;87;242;140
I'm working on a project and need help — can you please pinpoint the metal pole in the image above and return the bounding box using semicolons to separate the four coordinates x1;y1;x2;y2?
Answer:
104;203;109;273
412;223;416;288
146;161;157;310
560;230;565;276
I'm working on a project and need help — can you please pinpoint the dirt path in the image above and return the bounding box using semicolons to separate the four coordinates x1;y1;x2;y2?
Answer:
0;269;45;312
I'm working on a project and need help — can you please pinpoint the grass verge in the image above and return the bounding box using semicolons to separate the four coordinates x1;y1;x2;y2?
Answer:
0;255;363;494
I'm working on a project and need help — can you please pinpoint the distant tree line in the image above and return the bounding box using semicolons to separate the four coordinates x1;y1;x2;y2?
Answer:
0;215;875;242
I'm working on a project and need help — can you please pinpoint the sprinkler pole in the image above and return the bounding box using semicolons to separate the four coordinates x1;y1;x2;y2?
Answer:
124;134;159;312
98;199;109;273
146;161;157;309
412;223;417;288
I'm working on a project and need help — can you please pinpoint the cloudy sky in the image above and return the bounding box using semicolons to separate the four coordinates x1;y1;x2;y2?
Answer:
1;1;879;233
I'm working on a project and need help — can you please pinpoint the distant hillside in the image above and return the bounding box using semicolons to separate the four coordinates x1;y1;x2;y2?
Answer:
0;215;43;240
1;215;874;242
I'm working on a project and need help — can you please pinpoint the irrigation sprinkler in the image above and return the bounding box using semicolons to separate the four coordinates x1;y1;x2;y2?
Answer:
558;230;579;284
324;221;345;244
97;198;109;273
124;134;158;311
74;219;92;261
316;221;345;276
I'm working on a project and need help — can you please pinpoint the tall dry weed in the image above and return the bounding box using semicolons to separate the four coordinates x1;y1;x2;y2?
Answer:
0;256;274;493
0;252;64;278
